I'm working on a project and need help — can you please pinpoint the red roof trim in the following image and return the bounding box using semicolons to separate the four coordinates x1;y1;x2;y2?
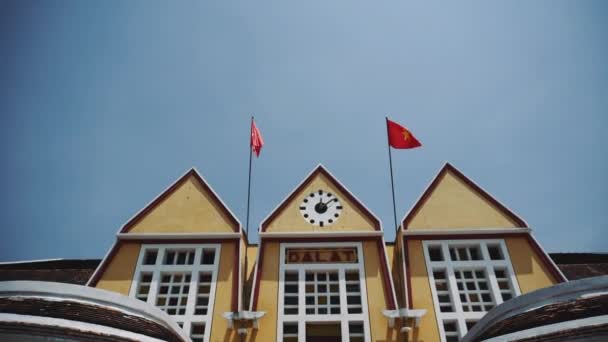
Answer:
120;169;240;234
260;165;381;232
402;163;528;230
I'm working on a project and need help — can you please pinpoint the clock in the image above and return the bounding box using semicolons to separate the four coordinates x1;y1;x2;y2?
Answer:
299;189;343;227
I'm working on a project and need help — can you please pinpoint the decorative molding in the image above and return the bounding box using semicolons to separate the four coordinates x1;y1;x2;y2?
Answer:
222;311;266;329
402;228;531;236
259;231;383;239
382;308;427;328
117;233;241;240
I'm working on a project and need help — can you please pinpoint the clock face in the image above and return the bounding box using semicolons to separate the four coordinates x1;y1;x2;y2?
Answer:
299;189;343;227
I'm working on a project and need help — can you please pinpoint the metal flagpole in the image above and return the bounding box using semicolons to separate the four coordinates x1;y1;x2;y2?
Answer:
242;116;254;327
246;116;254;236
385;116;403;313
385;117;399;235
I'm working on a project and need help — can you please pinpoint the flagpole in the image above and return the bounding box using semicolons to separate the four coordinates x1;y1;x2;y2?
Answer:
246;116;254;236
385;117;399;235
242;116;254;321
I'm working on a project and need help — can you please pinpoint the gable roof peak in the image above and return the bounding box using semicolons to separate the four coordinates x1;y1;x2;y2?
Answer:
119;167;242;234
259;163;382;232
308;163;330;174
400;162;528;230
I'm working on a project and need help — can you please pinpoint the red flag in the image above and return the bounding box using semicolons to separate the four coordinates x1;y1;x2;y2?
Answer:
387;119;421;149
250;120;264;157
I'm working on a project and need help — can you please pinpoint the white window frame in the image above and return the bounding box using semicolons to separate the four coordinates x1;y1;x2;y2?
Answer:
277;242;372;342
129;243;221;342
423;239;521;341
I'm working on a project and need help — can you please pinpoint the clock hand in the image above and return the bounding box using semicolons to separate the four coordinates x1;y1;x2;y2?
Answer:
325;199;338;208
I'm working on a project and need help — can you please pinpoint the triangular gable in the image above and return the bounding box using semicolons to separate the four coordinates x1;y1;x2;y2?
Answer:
261;165;381;232
120;168;241;234
401;163;528;230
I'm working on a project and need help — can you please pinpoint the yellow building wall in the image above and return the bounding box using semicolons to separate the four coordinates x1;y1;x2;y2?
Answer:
362;241;399;342
265;173;376;232
243;244;259;309
505;236;558;293
246;245;258;277
95;242;140;295
248;242;279;342
385;243;394;267
407;170;520;230
128;175;237;234
210;241;239;342
405;240;441;342
239;237;246;310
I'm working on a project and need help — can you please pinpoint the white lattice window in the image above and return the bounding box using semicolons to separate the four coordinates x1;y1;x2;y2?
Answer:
130;244;220;342
345;270;363;314
135;272;153;302
277;242;371;342
453;269;494;312
423;240;520;341
305;270;340;315
494;267;515;302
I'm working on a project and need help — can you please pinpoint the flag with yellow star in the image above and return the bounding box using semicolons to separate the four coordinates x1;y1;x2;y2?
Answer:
386;118;422;149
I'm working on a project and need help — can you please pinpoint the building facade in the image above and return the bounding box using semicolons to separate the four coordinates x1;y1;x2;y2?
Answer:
393;163;565;341
1;162;582;342
87;169;245;342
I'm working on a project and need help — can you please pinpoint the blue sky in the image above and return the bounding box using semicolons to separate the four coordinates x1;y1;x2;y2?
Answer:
0;1;606;261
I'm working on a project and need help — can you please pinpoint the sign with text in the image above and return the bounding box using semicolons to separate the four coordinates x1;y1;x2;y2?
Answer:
285;247;358;264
